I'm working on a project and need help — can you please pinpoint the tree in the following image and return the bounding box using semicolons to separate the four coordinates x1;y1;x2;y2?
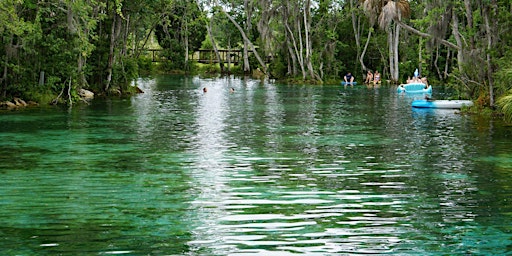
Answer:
156;0;205;71
360;0;410;83
0;0;40;97
217;0;267;73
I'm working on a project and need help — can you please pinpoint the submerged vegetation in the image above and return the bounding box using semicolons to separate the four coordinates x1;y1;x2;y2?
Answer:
1;0;512;121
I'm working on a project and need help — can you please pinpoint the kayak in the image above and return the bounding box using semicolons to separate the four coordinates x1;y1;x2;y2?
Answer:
412;99;473;109
341;81;357;86
397;83;432;93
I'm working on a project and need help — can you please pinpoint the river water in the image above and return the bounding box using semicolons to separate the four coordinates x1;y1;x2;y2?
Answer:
1;75;511;255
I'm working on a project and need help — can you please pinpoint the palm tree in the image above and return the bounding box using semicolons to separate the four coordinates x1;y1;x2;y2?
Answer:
359;0;410;83
359;0;460;83
497;92;512;123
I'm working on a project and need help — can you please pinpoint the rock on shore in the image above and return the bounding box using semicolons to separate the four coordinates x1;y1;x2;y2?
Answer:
1;97;38;109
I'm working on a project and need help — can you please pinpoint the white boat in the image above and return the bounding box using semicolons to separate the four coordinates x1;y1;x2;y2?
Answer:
412;99;473;109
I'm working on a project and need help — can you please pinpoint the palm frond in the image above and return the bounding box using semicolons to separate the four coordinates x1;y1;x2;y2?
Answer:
497;91;512;123
378;1;395;29
397;0;411;19
362;0;385;26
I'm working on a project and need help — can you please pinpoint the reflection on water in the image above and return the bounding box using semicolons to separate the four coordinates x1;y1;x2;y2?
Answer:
0;75;511;255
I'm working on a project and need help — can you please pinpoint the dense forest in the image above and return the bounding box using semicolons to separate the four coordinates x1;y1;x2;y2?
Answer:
2;0;512;121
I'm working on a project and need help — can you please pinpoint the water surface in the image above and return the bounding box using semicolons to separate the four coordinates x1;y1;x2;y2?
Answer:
1;76;511;255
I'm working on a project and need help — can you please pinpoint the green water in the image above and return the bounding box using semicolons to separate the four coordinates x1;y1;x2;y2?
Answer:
1;75;511;255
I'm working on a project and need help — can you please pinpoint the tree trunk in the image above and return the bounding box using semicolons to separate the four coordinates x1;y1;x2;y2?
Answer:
184;21;189;68
135;20;159;59
394;19;460;50
221;8;267;73
433;46;442;79
0;35;12;98
359;28;372;71
484;2;497;107
418;37;422;77
393;23;400;82
444;49;450;79
304;0;317;80
206;20;225;73
387;29;394;82
135;28;153;59
451;10;464;73
105;13;117;92
464;0;475;49
286;33;298;76
121;14;130;56
1;56;8;98
226;43;231;74
293;17;306;79
387;23;399;83
283;3;298;76
350;0;362;70
243;40;250;73
78;54;88;88
243;0;252;73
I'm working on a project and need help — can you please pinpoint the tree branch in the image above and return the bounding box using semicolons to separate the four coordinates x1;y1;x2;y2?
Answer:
394;19;460;50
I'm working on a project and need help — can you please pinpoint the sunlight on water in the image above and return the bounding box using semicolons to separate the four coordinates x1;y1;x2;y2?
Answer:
1;76;511;255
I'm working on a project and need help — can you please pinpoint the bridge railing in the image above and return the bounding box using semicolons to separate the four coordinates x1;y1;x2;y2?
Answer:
140;49;271;64
193;49;242;64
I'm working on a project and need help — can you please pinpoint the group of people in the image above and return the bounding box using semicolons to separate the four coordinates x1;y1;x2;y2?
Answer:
398;70;430;90
404;76;429;88
364;70;381;86
402;68;430;88
344;69;430;90
343;70;381;86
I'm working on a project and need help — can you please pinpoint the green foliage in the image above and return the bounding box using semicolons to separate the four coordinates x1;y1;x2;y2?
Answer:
268;55;287;80
113;56;139;87
398;60;415;81
495;52;512;122
228;64;243;75
201;34;213;49
154;0;205;51
160;39;186;71
497;91;512;123
495;55;512;94
210;10;240;50
138;56;154;74
23;89;56;105
196;63;221;74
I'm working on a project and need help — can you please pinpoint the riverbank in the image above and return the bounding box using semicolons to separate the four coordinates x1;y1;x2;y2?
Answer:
0;98;38;109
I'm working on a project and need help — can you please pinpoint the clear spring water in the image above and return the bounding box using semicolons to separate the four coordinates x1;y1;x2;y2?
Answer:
0;75;511;255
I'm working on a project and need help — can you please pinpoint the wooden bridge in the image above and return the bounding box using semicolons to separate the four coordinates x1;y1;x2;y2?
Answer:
144;49;242;64
143;49;271;64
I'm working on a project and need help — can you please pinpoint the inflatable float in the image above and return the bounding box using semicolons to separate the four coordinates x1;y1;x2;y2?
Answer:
412;99;473;109
397;83;432;93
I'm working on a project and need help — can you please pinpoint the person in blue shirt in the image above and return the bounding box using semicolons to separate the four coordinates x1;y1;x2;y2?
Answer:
344;72;355;85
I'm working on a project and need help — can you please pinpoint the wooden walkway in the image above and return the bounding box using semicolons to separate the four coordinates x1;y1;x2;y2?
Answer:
143;49;271;64
144;49;242;64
